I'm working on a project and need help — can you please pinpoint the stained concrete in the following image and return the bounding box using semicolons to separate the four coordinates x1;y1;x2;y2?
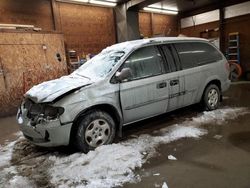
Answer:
0;82;250;188
123;82;250;188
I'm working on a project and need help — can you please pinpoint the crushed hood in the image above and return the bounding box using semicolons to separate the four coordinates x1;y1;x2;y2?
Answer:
25;75;93;103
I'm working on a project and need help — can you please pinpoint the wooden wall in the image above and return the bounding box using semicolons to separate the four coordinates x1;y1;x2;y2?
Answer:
58;2;116;55
0;0;54;31
139;12;178;38
0;1;178;54
180;21;219;38
139;12;152;37
180;14;250;73
0;32;68;117
0;0;116;55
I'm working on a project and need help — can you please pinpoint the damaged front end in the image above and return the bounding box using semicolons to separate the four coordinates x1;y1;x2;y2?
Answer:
17;98;72;147
22;99;64;126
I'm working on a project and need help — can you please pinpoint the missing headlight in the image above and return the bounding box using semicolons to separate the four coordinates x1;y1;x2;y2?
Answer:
26;101;64;122
44;105;64;119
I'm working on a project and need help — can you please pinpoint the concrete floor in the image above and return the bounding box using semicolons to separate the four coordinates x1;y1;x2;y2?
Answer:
1;82;250;188
123;82;250;188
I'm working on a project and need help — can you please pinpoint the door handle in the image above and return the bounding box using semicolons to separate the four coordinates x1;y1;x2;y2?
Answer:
170;79;179;86
157;82;167;89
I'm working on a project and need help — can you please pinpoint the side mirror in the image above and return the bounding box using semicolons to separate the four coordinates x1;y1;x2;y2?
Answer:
115;68;132;82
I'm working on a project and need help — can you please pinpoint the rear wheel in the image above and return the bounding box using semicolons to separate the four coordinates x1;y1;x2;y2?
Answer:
75;110;116;153
202;84;221;111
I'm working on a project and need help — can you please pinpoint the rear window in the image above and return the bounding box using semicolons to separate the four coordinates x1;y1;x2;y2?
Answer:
174;43;196;69
174;42;223;70
192;42;223;65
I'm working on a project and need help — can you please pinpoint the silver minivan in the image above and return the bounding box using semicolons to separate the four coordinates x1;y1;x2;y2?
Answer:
17;37;230;153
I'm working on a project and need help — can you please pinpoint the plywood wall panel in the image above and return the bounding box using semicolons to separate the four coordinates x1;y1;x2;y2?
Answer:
58;2;116;55
0;0;54;31
0;32;68;117
139;12;152;38
152;14;178;37
139;12;178;37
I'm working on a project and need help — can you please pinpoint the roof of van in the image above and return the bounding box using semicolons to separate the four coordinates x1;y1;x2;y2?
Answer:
103;37;209;53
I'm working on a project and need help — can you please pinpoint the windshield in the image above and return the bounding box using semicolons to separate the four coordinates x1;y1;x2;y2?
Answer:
72;50;125;79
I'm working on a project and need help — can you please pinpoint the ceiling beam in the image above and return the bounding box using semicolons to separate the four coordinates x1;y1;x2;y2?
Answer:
126;0;163;11
180;0;249;18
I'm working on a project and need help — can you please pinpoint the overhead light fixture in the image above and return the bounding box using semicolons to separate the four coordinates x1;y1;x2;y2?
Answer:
58;0;117;7
148;5;178;12
143;7;178;15
89;0;116;7
68;0;88;3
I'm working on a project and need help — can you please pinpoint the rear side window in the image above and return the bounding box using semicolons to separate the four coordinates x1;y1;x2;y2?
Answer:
192;42;223;65
160;45;179;72
174;43;196;69
122;46;164;81
174;42;223;70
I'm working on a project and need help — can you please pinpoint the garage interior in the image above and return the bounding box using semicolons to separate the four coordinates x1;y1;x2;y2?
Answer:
0;0;250;188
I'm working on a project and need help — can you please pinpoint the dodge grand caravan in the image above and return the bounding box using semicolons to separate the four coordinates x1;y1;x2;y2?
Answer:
17;37;230;153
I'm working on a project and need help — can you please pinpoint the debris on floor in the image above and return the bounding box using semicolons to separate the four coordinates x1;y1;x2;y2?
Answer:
213;135;223;140
162;181;169;188
168;155;177;160
153;173;160;176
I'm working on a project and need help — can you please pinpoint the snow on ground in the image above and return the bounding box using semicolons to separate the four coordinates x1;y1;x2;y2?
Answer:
0;133;35;188
0;141;16;168
49;107;248;188
168;155;177;160
49;125;206;188
0;107;248;188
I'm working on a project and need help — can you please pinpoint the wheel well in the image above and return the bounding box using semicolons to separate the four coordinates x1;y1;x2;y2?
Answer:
69;104;121;145
206;80;221;91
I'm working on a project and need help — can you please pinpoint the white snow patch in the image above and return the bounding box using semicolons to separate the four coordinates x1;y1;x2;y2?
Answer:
155;183;161;187
0;132;23;168
214;135;223;139
49;126;206;188
49;107;248;188
153;173;160;176
0;140;17;168
7;175;33;188
25;75;91;103
0;134;34;188
168;155;177;160
162;181;169;188
192;107;249;125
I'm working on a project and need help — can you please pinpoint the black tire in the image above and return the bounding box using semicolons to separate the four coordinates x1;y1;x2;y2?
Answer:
75;110;116;153
202;84;221;111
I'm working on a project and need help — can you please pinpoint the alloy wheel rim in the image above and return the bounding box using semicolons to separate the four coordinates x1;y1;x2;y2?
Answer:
85;119;111;148
207;89;219;107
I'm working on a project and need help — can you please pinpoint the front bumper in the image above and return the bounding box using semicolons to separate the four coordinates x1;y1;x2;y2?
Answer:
17;108;72;147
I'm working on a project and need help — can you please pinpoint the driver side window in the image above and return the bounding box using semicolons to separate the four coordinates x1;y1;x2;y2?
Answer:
122;46;164;81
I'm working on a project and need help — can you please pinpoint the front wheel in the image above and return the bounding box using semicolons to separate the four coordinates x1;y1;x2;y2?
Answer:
202;84;221;111
75;110;116;153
